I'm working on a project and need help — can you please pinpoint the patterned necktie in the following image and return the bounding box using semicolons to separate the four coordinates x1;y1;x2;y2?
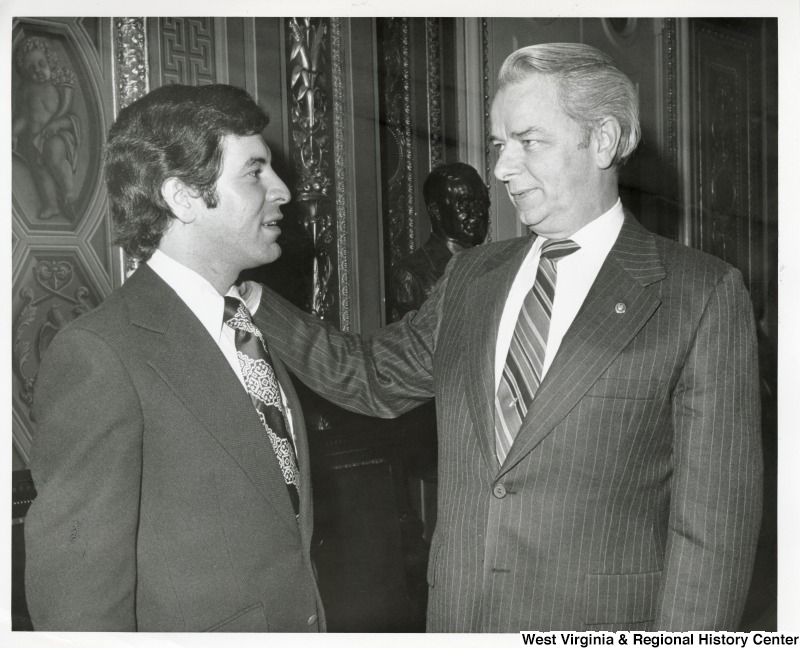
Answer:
494;239;580;464
224;296;300;515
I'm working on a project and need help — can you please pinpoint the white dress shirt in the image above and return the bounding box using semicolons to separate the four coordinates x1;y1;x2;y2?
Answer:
494;199;625;391
146;251;294;439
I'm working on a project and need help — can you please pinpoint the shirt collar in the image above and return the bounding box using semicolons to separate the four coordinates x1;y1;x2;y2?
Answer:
532;198;624;256
146;250;262;343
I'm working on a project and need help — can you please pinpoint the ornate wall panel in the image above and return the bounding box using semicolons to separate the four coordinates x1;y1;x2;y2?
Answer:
11;18;116;465
330;18;352;332
152;18;216;87
683;21;777;627
13;250;104;419
114;18;148;111
688;21;764;314
285;17;340;325
379;17;457;322
481;18;492;240
425;18;443;171
378;17;416;283
664;19;679;190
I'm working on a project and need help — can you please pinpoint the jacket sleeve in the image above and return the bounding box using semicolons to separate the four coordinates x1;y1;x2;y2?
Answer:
256;276;448;418
655;267;763;629
25;326;143;631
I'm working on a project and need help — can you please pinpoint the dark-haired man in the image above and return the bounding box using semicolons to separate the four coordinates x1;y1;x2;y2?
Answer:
25;84;323;632
256;43;762;631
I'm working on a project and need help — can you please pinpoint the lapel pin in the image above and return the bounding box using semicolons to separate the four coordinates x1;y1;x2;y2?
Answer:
615;302;627;314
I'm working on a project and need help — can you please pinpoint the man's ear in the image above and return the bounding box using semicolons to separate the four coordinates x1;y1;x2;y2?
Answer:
161;177;198;224
594;117;622;170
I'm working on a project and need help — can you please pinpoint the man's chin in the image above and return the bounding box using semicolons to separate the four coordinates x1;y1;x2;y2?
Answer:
261;244;282;265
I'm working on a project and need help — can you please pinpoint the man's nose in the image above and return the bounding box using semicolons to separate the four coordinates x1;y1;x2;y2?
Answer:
493;146;519;182
266;171;291;204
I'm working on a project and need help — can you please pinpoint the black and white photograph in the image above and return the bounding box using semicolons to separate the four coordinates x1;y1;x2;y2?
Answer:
4;1;797;646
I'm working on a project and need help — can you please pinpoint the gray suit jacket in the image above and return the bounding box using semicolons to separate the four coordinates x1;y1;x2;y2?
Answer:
257;214;763;631
25;263;324;632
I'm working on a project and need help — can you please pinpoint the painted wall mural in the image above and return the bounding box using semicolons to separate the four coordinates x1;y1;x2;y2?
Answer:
11;18;115;466
11;28;101;231
12;36;82;222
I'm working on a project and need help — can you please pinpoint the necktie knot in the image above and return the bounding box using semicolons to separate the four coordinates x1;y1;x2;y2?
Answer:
224;295;245;323
540;238;580;262
224;296;260;338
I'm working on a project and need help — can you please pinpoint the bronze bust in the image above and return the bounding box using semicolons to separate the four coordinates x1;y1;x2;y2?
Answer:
391;162;490;319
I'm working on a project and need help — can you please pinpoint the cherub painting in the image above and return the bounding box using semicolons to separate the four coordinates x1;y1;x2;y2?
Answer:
12;37;82;220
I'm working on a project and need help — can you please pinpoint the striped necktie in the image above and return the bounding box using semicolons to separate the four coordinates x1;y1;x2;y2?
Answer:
494;239;580;464
224;297;300;516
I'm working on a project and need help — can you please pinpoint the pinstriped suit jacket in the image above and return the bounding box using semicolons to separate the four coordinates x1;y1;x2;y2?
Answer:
257;214;762;632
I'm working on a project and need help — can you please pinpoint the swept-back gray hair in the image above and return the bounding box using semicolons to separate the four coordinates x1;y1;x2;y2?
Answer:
497;42;641;166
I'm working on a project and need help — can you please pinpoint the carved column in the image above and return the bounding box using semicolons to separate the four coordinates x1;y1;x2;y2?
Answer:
286;18;339;325
378;18;417;278
481;17;492;241
330;18;352;331
114;18;148;112
425;18;443;171
113;18;148;276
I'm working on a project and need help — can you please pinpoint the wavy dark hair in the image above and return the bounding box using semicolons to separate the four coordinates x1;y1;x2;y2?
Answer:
104;84;270;261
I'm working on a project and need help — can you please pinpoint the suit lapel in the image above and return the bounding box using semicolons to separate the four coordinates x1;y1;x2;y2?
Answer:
499;215;667;475
464;237;535;473
125;265;301;538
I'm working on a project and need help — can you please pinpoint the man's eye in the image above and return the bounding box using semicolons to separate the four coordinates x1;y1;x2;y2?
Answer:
523;138;547;149
492;142;505;152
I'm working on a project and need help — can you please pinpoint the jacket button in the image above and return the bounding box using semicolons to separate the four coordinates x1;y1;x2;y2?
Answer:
307;614;317;626
493;484;507;499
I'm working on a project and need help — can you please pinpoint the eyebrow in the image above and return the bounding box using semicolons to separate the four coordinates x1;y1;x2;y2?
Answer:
240;154;269;173
489;126;548;143
510;126;547;139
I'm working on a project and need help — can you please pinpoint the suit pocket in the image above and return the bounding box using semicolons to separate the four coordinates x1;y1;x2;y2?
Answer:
205;602;269;632
585;378;665;401
585;570;661;625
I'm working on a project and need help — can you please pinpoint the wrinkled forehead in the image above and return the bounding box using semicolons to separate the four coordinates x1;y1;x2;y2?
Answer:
220;132;270;158
490;74;562;131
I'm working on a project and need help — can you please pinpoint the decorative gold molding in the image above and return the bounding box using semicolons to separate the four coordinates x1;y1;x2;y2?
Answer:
288;18;337;323
381;18;416;273
426;18;443;170
665;18;678;179
114;18;147;275
401;20;415;261
330;18;351;331
481;17;492;242
113;18;148;113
